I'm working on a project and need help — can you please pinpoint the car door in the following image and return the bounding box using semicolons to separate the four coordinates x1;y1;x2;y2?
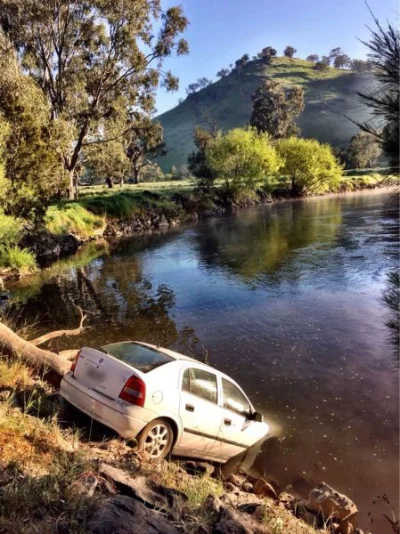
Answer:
214;377;264;460
177;366;223;458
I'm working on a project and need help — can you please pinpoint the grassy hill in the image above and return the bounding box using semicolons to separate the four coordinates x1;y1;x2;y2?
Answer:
156;57;374;171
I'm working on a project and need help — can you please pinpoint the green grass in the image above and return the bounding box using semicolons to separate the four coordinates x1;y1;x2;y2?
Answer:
45;203;105;239
155;56;374;171
0;246;37;273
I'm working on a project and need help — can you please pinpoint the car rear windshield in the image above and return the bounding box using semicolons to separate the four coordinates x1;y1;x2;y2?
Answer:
101;342;173;373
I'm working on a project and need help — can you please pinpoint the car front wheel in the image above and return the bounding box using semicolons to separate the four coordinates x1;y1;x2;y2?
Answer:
138;419;174;461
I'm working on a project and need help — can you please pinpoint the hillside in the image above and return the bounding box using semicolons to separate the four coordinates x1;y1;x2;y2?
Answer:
156;57;374;171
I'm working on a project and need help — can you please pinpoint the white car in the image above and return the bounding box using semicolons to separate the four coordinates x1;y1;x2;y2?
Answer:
60;341;269;462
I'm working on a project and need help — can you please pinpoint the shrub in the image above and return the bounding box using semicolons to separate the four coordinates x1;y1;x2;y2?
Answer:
0;246;36;272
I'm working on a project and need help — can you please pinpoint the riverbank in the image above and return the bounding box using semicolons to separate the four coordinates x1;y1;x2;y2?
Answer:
0;174;397;283
0;353;362;534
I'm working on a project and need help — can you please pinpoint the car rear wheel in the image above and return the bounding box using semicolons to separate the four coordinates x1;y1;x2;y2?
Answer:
138;419;174;461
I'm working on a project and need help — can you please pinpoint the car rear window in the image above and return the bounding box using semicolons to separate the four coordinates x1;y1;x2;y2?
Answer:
101;342;173;373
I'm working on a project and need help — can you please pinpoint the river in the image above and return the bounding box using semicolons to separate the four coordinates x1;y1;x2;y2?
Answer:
8;189;399;532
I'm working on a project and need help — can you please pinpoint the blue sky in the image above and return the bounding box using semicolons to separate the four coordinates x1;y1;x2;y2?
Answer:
155;0;398;115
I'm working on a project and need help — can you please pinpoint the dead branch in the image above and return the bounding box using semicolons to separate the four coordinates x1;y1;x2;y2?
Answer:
29;303;87;346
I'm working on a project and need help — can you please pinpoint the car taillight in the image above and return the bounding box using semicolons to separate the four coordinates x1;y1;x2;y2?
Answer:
70;350;82;375
119;375;146;407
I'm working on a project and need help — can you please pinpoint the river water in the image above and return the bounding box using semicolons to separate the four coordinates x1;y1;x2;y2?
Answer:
8;190;399;531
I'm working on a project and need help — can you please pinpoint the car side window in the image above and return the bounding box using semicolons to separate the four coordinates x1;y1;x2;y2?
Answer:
181;368;218;404
222;378;251;416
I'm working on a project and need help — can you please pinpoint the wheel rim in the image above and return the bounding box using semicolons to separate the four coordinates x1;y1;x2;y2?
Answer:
143;423;170;458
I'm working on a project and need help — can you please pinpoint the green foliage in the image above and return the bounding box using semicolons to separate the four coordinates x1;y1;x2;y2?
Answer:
45;204;105;240
0;246;36;272
0;0;189;198
0;37;70;221
205;127;282;199
0;209;36;273
250;79;304;138
156;56;372;171
188;127;216;189
347;131;382;168
284;46;297;58
357;10;399;169
276;137;342;195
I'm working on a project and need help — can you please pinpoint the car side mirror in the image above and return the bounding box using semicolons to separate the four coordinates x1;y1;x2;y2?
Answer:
248;411;263;422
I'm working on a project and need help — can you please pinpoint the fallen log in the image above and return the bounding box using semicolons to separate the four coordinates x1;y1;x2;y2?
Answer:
0;304;87;377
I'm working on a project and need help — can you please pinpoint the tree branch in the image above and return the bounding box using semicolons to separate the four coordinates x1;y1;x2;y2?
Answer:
29;302;87;346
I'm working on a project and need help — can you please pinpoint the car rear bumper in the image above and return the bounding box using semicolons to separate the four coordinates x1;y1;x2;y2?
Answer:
60;373;151;439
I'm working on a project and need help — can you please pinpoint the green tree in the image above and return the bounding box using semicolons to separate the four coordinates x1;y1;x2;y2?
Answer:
277;137;342;195
259;46;277;65
314;60;329;72
306;54;319;63
250;80;304;139
328;47;343;62
334;54;351;69
356;9;399;170
0;37;70;221
216;69;230;78
284;46;297;58
350;59;374;73
0;0;189;199
205;127;282;198
347;131;382;168
188;127;216;189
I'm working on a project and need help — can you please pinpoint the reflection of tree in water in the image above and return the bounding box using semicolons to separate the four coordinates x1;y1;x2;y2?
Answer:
10;253;198;354
383;271;399;358
195;200;342;283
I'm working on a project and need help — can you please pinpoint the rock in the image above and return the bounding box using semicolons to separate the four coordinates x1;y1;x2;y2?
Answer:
226;473;244;487
212;505;270;534
295;502;320;528
0;390;11;401
99;463;186;517
203;494;223;515
159;215;169;227
237;503;266;521
88;495;179;534
253;478;278;499
70;473;99;498
243;482;254;493
335;521;355;534
305;483;358;522
224;482;237;493
181;460;214;477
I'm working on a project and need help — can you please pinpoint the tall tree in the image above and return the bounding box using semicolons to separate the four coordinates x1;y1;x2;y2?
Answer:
328;47;343;62
334;54;351;69
259;46;277;65
0;0;188;199
306;54;319;63
350;59;374;73
284;46;297;58
250;80;304;139
347;131;382;169
0;35;70;221
356;9;400;170
188;127;216;189
216;68;230;78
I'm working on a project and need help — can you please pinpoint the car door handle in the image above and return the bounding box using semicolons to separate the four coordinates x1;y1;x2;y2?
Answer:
224;418;232;426
185;403;195;412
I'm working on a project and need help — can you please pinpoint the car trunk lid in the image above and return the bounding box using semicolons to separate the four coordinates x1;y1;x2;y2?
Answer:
73;347;140;400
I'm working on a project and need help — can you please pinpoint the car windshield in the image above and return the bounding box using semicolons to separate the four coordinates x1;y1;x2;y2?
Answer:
101;342;173;373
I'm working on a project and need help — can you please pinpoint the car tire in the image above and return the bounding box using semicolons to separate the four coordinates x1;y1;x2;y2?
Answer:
137;419;174;461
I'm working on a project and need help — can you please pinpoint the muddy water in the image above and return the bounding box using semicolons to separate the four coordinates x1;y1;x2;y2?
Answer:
8;190;399;531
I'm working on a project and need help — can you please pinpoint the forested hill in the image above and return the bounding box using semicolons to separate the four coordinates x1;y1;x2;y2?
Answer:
155;57;374;171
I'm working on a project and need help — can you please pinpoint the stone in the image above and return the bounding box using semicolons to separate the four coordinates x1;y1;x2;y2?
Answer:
242;482;254;493
99;463;187;517
227;473;244;487
305;482;358;522
253;478;278;499
0;390;11;401
88;495;179;534
212;505;270;534
295;502;320;528
224;482;237;493
335;521;355;534
70;473;98;498
237;502;266;521
203;494;223;515
181;460;214;477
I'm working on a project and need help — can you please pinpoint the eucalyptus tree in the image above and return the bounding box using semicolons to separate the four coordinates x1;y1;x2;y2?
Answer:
0;0;189;199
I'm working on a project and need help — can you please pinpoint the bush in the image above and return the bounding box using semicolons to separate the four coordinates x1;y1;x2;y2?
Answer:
0;246;36;272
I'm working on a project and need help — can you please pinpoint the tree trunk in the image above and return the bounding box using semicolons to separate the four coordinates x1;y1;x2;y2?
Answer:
133;168;139;185
68;171;76;200
0;321;71;376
